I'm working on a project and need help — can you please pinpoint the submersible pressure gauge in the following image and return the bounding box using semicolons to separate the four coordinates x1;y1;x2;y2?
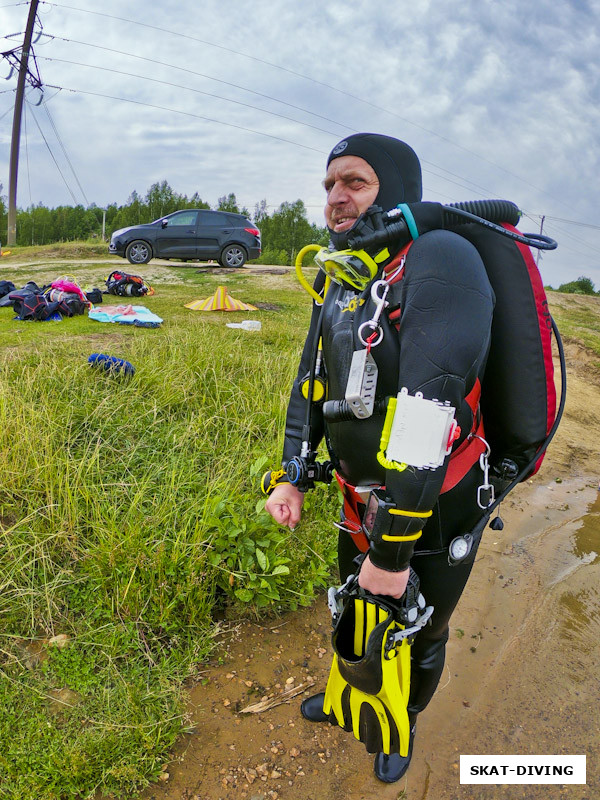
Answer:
448;533;474;566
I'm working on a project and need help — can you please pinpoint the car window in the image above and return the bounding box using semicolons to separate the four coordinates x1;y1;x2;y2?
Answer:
165;211;198;227
197;211;230;227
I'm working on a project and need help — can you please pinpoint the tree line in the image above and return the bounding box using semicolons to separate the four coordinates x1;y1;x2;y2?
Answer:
0;180;328;264
1;183;599;289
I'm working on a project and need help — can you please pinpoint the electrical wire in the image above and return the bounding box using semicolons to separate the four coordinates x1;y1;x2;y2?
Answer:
27;98;79;204
40;99;89;204
44;82;327;154
37;48;511;202
48;35;355;133
37;55;345;138
35;54;516;203
520;211;600;264
0;103;15;121
40;1;560;203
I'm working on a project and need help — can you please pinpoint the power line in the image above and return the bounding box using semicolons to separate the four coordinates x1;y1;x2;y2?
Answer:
35;54;516;204
38;46;514;203
543;215;600;231
45;83;327;155
41;1;560;203
27;98;79;204
48;34;355;134
37;55;345;138
41;97;88;204
521;211;600;263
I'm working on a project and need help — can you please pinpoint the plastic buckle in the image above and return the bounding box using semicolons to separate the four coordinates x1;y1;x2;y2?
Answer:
384;603;434;656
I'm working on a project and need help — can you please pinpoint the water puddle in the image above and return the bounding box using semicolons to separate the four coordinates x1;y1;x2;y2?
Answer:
412;478;599;800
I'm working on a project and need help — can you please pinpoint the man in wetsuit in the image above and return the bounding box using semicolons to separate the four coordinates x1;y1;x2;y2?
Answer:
266;133;494;782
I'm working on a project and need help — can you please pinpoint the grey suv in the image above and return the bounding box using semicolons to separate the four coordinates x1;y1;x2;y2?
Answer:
109;209;261;267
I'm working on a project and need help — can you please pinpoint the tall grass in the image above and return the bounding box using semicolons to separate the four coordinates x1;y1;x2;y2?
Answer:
0;263;338;798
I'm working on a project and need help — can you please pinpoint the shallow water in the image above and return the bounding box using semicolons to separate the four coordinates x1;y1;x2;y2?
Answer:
410;479;599;800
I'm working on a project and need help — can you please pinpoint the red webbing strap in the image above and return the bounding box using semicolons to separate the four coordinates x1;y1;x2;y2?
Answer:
440;378;485;494
334;473;370;553
383;240;413;281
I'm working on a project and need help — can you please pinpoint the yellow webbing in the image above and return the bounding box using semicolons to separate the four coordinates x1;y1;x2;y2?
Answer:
376;397;407;472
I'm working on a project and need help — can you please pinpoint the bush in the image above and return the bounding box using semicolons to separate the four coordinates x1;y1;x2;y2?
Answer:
557;276;597;295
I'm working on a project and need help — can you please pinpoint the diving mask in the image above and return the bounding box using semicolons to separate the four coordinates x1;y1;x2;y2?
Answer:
314;247;383;291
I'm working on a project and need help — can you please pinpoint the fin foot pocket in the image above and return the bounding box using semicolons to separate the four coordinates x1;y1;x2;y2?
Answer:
373;719;416;782
300;692;329;723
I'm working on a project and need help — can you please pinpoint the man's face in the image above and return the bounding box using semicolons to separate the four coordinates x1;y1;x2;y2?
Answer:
324;155;379;234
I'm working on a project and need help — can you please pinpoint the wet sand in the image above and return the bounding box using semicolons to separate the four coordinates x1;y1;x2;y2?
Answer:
140;477;598;800
140;308;600;800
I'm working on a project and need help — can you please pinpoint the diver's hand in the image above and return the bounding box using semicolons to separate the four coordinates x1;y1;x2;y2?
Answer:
265;483;304;529
358;555;410;599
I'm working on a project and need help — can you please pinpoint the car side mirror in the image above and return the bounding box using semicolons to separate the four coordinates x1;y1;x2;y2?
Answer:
161;219;168;228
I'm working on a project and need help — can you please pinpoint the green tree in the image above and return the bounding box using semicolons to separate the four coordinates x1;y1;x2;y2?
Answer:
145;180;181;220
217;192;250;217
557;276;597;295
253;199;269;225
189;192;210;210
217;192;240;213
259;199;327;263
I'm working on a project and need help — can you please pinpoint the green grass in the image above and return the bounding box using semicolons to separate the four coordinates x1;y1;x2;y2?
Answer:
5;246;596;798
0;252;338;798
547;292;600;361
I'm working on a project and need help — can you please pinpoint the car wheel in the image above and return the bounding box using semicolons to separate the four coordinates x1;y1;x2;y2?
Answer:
125;240;152;265
220;244;247;268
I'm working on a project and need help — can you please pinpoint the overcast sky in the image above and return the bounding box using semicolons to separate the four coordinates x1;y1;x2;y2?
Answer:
1;0;599;287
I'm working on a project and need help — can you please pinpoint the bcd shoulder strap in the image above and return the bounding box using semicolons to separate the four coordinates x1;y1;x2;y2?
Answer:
382;238;485;493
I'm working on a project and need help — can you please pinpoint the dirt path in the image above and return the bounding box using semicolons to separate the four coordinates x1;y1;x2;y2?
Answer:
139;339;599;800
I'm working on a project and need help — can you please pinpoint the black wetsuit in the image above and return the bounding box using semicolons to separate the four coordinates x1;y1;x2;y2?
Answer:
282;229;495;714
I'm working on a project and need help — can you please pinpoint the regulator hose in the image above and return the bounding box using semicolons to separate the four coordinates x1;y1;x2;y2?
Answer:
344;200;557;252
443;202;557;250
445;199;520;226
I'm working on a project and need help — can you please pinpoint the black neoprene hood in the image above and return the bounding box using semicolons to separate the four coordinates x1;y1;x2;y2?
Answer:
327;133;423;211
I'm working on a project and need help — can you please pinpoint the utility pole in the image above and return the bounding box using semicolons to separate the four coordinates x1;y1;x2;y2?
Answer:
535;215;545;267
7;0;40;246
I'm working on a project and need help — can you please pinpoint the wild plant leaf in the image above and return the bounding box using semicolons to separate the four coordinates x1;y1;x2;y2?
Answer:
255;548;268;571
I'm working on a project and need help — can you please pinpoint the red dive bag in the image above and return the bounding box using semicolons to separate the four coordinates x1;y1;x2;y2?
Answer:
455;221;556;480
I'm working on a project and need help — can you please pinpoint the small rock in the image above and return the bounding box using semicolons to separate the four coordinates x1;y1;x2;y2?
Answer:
285;677;295;685
223;698;231;707
158;772;169;782
289;747;300;758
48;634;70;648
46;688;83;712
270;770;281;779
